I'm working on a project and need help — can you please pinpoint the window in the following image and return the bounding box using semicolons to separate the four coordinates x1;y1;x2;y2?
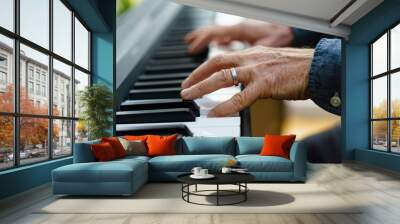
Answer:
28;81;34;94
0;0;14;31
371;23;400;154
0;0;91;170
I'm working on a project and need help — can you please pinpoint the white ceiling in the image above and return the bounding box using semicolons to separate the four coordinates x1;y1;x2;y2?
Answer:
173;0;384;38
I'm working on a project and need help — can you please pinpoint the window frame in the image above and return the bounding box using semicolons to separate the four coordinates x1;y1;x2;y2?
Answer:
0;0;92;171
370;21;400;154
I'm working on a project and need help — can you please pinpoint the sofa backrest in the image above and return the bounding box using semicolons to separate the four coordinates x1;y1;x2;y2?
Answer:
235;137;264;155
73;140;100;163
177;137;236;155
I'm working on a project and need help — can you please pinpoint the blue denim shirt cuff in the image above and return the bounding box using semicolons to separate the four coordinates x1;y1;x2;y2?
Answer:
308;38;342;115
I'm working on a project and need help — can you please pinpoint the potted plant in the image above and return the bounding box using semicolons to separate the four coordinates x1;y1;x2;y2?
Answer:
79;84;113;140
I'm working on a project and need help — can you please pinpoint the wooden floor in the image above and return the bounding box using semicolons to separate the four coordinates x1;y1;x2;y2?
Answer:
1;162;400;224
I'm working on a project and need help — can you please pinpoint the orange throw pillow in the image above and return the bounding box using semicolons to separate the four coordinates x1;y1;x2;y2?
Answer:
260;134;296;159
146;134;177;157
124;135;148;142
91;142;117;162
101;137;127;158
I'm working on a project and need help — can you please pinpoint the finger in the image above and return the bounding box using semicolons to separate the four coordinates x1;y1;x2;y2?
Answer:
185;30;199;44
181;53;241;89
181;67;251;100
208;84;259;117
253;37;275;47
187;32;213;54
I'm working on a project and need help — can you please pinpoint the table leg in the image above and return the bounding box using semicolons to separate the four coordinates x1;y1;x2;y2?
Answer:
245;183;247;201
216;184;219;206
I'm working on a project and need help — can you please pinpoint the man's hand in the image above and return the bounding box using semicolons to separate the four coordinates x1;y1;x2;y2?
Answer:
185;21;294;54
180;46;314;117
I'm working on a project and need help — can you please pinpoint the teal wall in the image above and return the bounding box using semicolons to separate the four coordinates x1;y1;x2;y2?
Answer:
344;0;400;170
0;0;115;200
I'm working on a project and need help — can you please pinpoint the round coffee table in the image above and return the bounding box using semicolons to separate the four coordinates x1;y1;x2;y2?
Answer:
177;173;255;206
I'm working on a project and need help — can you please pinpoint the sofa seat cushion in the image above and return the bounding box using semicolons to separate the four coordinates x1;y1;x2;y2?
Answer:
53;159;147;183
236;155;293;172
149;154;235;172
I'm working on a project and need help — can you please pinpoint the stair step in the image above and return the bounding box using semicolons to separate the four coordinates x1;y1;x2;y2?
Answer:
120;98;199;116
129;87;182;99
116;108;196;124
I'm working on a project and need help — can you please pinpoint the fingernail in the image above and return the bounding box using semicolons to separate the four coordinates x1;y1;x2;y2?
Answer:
181;89;190;99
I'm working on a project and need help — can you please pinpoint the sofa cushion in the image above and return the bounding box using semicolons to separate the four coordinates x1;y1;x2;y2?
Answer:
53;158;147;183
149;154;235;172
147;134;177;157
260;134;296;159
91;142;118;161
236;137;263;155
236;155;293;172
178;137;235;155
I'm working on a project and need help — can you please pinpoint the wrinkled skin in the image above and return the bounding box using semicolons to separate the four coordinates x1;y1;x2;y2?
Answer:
180;46;314;117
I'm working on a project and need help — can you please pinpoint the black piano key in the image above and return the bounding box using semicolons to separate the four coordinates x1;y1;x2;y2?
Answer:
148;57;201;66
116;124;193;136
157;45;188;52
119;98;200;116
129;87;182;99
116;108;196;124
138;72;189;81
134;80;182;89
145;62;200;73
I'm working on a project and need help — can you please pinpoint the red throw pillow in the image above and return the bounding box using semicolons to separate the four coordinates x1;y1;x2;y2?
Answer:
260;134;296;159
91;142;117;162
124;135;148;142
146;134;177;157
101;137;127;158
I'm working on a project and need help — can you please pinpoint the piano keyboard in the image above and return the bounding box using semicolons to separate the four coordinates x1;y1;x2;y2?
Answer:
116;7;241;137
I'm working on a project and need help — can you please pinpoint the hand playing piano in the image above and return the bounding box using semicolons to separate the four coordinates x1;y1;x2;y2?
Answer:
185;21;294;54
180;46;314;117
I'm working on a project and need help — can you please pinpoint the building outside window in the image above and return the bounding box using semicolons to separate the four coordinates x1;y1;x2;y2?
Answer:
370;22;400;154
0;0;91;170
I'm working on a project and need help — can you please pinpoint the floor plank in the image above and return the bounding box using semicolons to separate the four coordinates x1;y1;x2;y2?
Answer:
1;162;400;224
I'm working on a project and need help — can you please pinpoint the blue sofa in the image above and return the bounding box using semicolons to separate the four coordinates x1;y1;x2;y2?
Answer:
52;137;307;196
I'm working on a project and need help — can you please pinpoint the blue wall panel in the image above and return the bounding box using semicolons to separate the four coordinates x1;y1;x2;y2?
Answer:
345;0;400;170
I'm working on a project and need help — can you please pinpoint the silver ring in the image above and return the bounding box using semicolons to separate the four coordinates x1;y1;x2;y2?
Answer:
230;68;239;86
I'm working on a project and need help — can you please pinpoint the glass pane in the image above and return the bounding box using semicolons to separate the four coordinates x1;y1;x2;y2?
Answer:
372;33;387;76
75;120;88;143
20;0;49;49
20;44;49;115
391;72;400;118
53;59;72;117
20;117;49;165
391;120;400;153
74;18;89;70
0;116;14;170
372;76;387;119
391;24;400;70
74;69;89;118
0;0;14;31
53;119;72;158
372;121;388;151
0;34;14;112
53;0;72;60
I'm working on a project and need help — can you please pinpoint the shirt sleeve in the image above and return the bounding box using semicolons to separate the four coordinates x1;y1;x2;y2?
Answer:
291;28;334;48
308;38;342;115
